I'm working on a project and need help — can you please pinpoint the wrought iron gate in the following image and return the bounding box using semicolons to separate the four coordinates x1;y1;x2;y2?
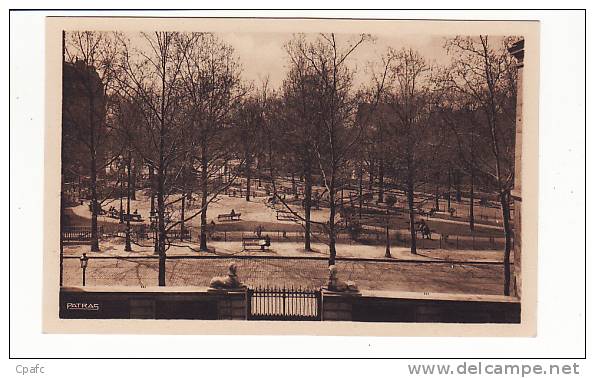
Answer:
247;286;321;321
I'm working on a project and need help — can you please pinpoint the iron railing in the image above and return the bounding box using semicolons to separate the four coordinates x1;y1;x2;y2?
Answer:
247;286;321;321
62;226;103;241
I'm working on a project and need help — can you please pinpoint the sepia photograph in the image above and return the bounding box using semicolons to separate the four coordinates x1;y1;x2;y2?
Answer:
43;17;539;333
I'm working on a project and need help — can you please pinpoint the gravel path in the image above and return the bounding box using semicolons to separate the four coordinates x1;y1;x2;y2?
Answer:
63;256;506;295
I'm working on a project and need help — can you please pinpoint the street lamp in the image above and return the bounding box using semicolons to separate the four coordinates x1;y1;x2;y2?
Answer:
79;253;89;286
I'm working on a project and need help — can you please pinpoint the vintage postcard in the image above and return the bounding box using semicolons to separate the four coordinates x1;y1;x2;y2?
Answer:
43;16;539;336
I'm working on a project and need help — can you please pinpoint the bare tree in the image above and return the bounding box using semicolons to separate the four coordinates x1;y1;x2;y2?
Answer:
63;31;121;252
382;48;440;255
116;31;190;286
280;41;325;251
178;32;245;251
280;33;373;265
444;35;518;295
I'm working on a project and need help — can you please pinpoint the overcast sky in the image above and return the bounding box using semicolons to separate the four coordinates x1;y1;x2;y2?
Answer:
218;32;452;90
118;31;454;91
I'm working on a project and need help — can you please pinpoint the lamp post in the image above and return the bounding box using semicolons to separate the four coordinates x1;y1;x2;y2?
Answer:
79;253;89;286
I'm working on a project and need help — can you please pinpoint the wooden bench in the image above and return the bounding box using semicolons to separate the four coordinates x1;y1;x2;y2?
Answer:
123;213;143;222
107;209;120;219
276;210;299;222
242;235;271;251
217;213;241;221
167;228;191;240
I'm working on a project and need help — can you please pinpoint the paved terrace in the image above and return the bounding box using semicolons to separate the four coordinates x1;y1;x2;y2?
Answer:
63;256;508;295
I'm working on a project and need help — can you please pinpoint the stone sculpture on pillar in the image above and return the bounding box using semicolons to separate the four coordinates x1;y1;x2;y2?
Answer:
209;262;246;290
325;265;359;293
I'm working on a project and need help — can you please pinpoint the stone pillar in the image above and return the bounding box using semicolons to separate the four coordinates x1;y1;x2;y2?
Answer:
207;262;248;320
321;289;360;321
208;288;248;320
321;265;361;321
508;39;524;298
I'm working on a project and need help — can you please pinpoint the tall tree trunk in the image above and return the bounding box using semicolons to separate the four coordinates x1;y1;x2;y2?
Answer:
200;153;209;251
156;151;166;285
88;94;100;252
435;184;440;211
368;159;374;191
434;172;440;210
385;207;391;258
328;185;337;266
245;156;251;201
358;165;363;219
90;154;99;252
149;165;157;253
378;158;385;203
125;150;132;252
407;191;417;255
304;160;312;251
130;155;137;200
157;56;167;287
119;173;124;224
500;190;513;296
407;174;417;255
149;166;155;215
180;193;185;242
292;171;297;198
156;168;166;286
454;169;462;202
447;168;452;211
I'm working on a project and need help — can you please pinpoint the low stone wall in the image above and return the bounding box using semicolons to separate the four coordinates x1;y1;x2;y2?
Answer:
60;287;520;323
61;286;228;320
351;291;521;323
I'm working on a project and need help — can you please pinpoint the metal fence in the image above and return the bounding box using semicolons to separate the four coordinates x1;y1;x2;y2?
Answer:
247;286;321;321
62;226;103;242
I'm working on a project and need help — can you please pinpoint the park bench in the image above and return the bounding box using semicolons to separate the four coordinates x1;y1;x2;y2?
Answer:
167;228;191;240
276;210;299;222
122;213;143;222
242;235;271;251
217;212;241;221
107;208;120;219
